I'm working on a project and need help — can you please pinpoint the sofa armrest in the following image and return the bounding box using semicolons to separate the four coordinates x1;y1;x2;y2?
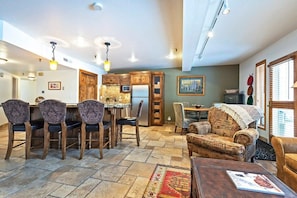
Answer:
233;128;259;146
189;121;211;134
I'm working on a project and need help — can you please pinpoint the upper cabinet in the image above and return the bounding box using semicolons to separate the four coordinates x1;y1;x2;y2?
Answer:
102;73;130;85
119;74;130;85
102;74;120;85
129;71;151;85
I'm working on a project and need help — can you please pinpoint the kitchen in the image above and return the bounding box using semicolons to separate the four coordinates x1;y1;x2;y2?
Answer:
100;71;164;127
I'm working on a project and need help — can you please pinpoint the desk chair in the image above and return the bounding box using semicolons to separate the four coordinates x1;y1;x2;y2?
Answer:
1;99;43;159
38;99;81;159
173;102;197;134
116;100;143;146
77;100;111;159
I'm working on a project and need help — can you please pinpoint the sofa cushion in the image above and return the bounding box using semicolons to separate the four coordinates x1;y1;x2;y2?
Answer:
285;153;297;173
186;133;245;155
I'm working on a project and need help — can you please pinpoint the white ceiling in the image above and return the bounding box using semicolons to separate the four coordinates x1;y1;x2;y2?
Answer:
0;0;297;77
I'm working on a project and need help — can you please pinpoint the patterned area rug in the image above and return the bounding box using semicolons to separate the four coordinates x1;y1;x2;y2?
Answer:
255;139;276;161
143;164;191;198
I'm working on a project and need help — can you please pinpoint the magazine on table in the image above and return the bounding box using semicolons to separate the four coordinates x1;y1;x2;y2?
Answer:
226;170;285;196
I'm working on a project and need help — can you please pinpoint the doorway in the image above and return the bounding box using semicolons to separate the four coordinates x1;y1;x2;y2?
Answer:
79;70;98;102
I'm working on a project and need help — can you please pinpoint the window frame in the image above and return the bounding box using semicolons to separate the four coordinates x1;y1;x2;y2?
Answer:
255;60;266;130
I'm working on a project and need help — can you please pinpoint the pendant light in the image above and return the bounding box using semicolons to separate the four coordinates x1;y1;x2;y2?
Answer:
104;42;111;72
49;41;58;70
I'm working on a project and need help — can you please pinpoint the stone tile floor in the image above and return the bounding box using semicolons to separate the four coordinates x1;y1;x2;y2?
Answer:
0;124;276;198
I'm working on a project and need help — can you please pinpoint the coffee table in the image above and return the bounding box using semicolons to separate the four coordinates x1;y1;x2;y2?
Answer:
191;157;297;198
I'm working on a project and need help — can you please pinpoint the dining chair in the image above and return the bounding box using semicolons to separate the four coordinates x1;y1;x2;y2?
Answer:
38;99;81;159
116;100;143;146
173;102;197;134
1;99;43;159
77;99;111;159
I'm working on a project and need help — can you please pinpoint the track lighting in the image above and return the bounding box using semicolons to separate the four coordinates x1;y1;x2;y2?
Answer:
222;0;230;15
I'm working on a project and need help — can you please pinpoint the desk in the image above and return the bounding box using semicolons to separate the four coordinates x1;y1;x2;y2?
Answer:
184;107;210;121
30;103;130;149
191;157;297;198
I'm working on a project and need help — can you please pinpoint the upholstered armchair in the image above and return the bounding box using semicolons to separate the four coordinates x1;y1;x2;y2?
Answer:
271;136;297;192
186;104;262;162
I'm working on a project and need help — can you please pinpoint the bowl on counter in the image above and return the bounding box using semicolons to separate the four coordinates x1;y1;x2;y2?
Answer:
192;104;204;109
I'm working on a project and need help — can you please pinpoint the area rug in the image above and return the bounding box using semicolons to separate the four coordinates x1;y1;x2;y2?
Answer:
255;139;276;161
143;164;191;198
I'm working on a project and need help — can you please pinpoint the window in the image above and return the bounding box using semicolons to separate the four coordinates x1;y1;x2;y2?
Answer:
269;52;297;138
255;60;266;129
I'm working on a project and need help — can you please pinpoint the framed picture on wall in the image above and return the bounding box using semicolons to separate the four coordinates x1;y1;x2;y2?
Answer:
177;75;205;96
48;81;61;90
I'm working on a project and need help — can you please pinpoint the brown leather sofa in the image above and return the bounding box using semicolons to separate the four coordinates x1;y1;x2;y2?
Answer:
271;136;297;192
186;105;261;162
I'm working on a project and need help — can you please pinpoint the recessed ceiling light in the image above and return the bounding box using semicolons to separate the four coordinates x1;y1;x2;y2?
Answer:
72;36;90;47
129;53;138;62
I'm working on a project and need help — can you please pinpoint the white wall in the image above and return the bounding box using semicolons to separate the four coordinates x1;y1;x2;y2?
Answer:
36;70;79;103
19;79;37;104
0;70;13;125
239;28;297;141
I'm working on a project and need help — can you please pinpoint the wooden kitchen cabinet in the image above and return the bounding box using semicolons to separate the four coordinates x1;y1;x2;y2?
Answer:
119;74;130;85
102;74;120;85
151;72;164;125
129;71;151;85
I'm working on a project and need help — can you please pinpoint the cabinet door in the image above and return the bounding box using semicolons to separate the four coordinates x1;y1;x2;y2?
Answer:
152;100;163;125
119;74;130;85
130;73;151;84
102;74;120;85
152;74;163;99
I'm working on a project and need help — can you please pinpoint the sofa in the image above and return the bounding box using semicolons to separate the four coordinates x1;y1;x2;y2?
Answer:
186;104;263;162
271;136;297;192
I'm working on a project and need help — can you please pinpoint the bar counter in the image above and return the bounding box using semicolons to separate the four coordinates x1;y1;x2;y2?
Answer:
30;102;131;149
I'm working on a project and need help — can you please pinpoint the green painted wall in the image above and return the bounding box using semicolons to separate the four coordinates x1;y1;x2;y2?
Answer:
161;65;240;122
113;64;240;122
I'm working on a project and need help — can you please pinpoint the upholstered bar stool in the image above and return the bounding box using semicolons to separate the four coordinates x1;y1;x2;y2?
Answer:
77;99;111;159
1;99;43;159
38;99;81;159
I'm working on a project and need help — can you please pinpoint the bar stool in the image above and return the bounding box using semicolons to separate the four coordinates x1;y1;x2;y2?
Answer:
1;99;43;159
116;100;143;146
38;99;81;159
77;100;111;159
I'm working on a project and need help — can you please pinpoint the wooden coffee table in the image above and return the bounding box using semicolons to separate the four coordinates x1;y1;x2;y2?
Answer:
191;157;297;198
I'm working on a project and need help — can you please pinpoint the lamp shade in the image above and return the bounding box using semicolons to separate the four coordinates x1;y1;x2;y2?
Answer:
50;60;58;70
104;60;111;72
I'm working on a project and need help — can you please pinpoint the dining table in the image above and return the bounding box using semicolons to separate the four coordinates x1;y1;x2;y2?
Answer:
29;102;131;149
184;107;210;121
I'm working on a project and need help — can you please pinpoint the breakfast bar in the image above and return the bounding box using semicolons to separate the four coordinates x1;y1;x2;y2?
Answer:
29;102;131;149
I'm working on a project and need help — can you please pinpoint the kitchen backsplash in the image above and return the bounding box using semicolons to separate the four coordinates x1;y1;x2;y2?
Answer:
100;85;131;103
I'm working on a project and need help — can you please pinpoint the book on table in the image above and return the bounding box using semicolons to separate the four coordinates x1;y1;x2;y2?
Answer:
226;170;285;196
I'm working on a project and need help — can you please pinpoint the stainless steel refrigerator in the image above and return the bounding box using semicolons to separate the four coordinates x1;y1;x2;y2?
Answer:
131;85;149;126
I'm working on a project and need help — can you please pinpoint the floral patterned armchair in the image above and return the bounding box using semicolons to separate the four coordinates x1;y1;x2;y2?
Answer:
186;104;262;162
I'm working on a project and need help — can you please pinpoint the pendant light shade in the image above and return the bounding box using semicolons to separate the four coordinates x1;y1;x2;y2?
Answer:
49;41;58;70
104;42;111;72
